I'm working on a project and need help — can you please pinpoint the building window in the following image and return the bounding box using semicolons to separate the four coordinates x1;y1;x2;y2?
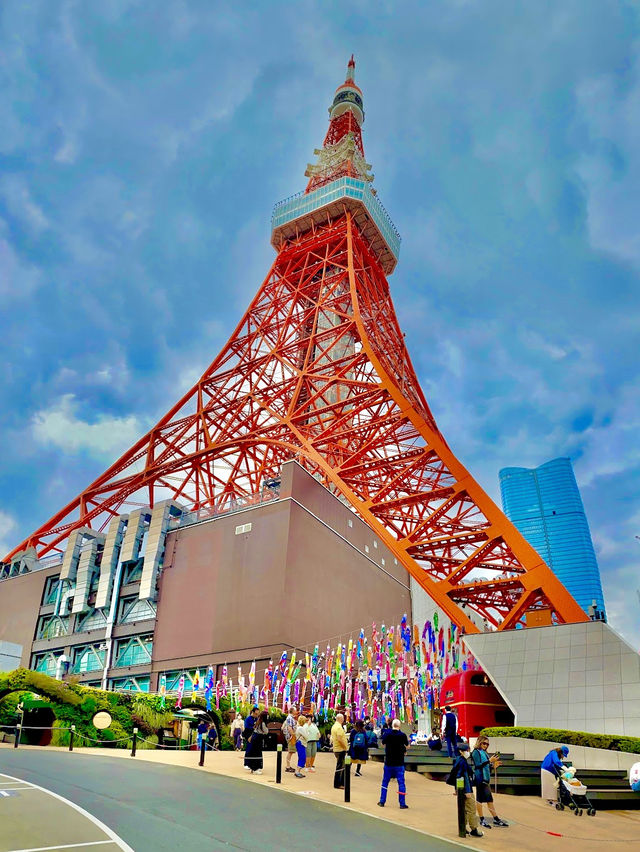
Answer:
32;651;64;677
118;596;157;624
36;615;69;640
109;676;150;692
122;558;143;585
42;576;61;606
114;635;153;667
76;608;108;632
162;670;197;694
72;645;106;673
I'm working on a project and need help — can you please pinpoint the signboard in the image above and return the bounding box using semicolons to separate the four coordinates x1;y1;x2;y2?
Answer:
92;711;112;730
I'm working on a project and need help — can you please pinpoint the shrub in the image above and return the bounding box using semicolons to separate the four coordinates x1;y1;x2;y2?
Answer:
480;726;640;754
50;719;71;747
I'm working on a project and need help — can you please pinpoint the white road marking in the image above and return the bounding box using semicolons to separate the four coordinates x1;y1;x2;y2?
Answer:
0;786;38;792
0;772;133;852
6;842;115;852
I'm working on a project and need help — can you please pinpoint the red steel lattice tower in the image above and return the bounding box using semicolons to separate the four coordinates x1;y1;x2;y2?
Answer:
4;59;587;633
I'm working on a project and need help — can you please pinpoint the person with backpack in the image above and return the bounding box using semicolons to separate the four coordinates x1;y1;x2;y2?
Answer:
471;736;509;828
377;719;409;809
448;742;483;837
365;725;379;750
349;719;369;777
440;705;458;758
282;705;298;773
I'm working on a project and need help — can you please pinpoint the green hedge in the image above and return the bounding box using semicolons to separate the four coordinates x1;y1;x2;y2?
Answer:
480;726;640;754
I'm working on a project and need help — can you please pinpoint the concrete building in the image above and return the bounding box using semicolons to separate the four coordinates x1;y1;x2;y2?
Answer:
0;461;410;692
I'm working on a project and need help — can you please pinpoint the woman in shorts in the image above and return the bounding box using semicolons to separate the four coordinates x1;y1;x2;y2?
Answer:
470;736;509;828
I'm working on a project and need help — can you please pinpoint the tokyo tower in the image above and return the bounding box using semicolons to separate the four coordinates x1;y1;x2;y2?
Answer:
5;58;586;634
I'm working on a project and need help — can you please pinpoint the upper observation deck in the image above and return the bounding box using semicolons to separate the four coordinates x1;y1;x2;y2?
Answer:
270;176;401;274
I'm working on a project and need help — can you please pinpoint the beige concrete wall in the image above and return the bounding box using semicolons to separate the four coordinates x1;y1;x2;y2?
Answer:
0;567;58;667
487;736;640;774
466;621;640;738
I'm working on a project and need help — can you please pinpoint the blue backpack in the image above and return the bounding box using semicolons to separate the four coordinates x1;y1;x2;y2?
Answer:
353;731;366;750
365;729;378;748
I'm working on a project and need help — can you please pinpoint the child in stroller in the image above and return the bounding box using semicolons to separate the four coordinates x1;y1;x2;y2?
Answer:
556;765;596;817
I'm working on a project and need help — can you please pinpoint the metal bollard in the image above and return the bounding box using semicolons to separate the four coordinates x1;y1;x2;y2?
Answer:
344;755;351;803
199;736;206;767
14;724;20;749
69;725;75;752
456;776;466;838
131;727;138;758
276;743;283;783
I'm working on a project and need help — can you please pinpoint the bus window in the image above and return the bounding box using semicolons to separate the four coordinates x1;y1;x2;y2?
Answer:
470;673;493;687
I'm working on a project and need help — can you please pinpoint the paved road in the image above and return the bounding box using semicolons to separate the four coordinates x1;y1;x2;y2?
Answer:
0;749;465;852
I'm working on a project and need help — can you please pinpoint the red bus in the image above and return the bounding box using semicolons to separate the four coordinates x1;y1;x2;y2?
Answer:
440;670;514;739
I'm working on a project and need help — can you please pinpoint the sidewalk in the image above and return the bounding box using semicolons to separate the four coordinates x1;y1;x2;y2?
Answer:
61;745;640;851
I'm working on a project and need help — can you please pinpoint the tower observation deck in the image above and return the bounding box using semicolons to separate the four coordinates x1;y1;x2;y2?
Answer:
271;57;400;274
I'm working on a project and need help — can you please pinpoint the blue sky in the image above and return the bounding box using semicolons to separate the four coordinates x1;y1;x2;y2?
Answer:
1;0;639;647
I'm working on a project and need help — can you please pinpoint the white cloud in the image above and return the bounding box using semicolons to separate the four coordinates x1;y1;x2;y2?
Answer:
576;68;640;265
32;394;144;460
0;175;49;233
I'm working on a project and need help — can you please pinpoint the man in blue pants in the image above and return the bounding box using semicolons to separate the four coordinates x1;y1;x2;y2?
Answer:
378;719;409;809
441;705;458;759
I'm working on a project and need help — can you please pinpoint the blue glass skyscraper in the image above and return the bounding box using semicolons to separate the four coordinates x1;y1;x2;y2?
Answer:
499;458;606;620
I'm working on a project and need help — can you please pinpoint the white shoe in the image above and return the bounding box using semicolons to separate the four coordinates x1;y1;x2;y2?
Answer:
244;766;251;771
256;769;263;774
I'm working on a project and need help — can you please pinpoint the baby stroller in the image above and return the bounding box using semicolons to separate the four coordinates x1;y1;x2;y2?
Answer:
556;774;596;817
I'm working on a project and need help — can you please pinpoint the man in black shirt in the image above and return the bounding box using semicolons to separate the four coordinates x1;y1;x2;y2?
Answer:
377;719;409;809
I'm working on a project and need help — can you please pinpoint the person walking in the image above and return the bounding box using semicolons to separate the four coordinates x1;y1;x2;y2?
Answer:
541;746;569;805
283;704;298;773
230;712;244;750
453;742;483;837
304;715;321;772
206;722;218;751
471;736;509;828
196;719;209;750
441;705;458;758
331;712;349;789
349;719;369;777
377;719;409;809
294;714;308;778
244;710;268;774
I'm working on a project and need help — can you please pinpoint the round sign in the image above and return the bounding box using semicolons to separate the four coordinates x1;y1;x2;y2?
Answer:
92;711;112;730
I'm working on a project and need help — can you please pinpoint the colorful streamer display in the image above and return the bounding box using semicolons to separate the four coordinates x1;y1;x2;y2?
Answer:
190;613;480;725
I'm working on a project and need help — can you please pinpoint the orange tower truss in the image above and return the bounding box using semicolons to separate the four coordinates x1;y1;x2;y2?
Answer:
4;60;587;633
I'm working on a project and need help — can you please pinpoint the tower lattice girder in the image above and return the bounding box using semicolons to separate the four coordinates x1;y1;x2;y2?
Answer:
4;60;588;634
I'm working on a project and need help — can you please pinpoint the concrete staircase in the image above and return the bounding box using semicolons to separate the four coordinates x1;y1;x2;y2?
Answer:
368;746;639;811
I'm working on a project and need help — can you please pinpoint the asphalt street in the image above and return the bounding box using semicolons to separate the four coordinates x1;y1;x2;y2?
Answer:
0;749;464;852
